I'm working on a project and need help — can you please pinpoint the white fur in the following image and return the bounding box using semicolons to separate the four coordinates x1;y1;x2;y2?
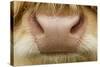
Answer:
14;34;40;57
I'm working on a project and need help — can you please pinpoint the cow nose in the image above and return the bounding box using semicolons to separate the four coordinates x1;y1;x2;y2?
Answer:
35;15;85;53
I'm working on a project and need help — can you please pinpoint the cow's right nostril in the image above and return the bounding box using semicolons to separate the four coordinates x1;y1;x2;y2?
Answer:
71;15;84;34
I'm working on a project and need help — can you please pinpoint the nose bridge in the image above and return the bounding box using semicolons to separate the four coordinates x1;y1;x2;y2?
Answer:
42;17;68;37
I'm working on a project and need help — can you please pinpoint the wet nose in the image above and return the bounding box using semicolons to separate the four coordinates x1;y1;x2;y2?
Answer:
35;15;85;53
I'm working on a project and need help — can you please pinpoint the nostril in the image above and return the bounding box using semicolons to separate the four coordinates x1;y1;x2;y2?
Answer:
33;15;44;33
70;15;84;34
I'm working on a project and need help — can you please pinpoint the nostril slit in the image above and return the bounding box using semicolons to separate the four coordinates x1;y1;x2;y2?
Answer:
70;15;84;34
33;16;44;33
